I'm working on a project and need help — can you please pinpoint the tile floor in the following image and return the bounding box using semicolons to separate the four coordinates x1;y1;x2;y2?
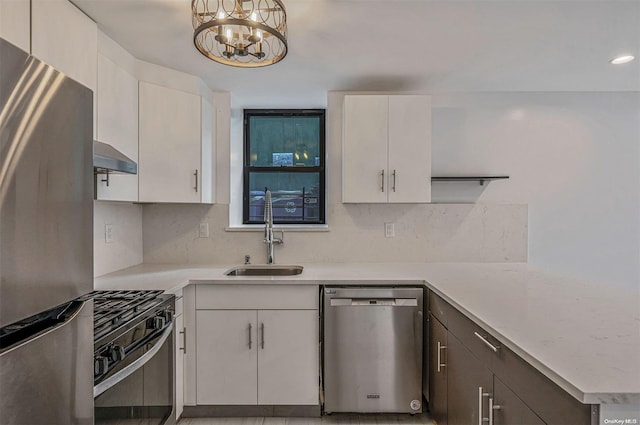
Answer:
178;413;435;425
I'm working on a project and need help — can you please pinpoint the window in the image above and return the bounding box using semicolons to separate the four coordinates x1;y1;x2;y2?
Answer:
243;109;325;224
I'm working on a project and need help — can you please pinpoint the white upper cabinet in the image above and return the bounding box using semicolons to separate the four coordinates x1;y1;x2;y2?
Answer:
31;0;97;93
199;97;214;204
342;94;431;203
138;81;214;204
387;95;432;203
0;0;30;52
95;53;138;202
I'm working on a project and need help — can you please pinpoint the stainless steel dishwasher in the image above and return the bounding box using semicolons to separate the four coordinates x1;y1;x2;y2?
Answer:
323;286;423;414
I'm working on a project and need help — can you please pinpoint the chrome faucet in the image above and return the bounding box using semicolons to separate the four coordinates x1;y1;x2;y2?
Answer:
263;190;283;264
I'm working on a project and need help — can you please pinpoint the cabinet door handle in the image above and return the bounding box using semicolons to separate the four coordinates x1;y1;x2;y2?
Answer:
101;170;110;187
437;341;447;372
260;323;265;349
248;323;252;349
489;397;501;425
179;328;186;353
381;169;385;192
474;332;500;353
478;387;490;425
194;169;199;192
392;169;397;192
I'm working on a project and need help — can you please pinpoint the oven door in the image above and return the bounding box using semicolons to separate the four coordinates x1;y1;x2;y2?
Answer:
94;321;174;425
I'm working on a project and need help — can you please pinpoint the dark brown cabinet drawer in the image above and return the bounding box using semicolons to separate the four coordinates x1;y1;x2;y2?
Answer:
447;302;505;372
491;343;593;425
428;292;450;328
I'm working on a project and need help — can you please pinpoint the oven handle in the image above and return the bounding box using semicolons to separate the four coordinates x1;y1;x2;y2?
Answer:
94;322;173;398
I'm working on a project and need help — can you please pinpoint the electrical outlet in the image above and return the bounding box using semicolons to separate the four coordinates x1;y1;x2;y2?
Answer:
385;222;395;238
198;222;209;238
105;224;114;244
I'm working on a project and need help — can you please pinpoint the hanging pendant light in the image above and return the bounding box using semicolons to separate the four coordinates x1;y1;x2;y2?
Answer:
192;0;288;68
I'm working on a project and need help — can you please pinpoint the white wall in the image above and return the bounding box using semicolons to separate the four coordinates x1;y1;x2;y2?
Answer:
430;92;640;289
142;91;529;266
141;91;640;290
94;201;143;277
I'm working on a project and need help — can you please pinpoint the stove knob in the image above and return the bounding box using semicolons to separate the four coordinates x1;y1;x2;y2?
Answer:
148;316;166;330
94;356;109;376
162;309;173;323
110;345;125;362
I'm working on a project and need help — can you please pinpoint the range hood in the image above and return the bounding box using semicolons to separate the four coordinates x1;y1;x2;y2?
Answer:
93;140;137;174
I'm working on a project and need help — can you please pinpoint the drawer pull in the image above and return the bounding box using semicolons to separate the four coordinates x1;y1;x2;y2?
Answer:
437;341;447;372
489;397;501;425
474;331;500;353
478;386;491;425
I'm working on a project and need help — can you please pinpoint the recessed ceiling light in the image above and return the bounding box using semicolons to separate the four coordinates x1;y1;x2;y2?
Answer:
610;55;635;65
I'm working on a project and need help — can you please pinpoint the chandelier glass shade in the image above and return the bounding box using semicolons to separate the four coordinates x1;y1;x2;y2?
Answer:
192;0;288;67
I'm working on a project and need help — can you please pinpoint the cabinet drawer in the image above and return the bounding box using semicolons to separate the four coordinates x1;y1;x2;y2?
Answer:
196;285;318;310
492;344;593;425
447;303;504;370
428;292;450;328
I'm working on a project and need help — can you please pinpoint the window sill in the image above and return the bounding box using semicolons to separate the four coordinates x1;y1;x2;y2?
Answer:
225;224;330;232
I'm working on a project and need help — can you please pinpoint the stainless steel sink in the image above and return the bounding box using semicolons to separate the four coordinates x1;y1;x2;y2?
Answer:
224;265;304;276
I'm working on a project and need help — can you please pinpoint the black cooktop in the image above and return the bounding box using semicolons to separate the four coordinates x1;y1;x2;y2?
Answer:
80;290;173;348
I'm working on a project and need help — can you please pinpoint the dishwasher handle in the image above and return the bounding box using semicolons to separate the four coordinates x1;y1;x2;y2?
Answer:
330;298;418;307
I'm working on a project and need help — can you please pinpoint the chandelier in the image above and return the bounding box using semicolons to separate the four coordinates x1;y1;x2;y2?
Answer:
192;0;288;68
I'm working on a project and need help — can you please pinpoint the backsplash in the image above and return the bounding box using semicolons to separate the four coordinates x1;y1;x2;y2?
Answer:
94;201;143;276
142;203;527;264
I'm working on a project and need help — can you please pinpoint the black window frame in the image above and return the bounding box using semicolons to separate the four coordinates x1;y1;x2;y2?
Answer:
243;109;326;225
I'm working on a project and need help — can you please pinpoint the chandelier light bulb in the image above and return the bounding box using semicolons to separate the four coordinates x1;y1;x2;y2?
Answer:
192;0;288;67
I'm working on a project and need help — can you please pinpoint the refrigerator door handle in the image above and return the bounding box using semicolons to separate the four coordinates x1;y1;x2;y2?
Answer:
0;300;86;355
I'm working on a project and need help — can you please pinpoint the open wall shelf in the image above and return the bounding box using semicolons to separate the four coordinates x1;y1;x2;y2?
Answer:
431;176;509;186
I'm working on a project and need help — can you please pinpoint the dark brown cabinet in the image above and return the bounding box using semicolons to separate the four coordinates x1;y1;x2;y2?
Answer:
429;313;448;425
427;291;594;425
493;377;545;425
447;332;494;425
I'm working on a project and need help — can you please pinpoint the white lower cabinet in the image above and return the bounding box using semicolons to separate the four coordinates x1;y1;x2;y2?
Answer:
257;310;319;405
192;285;319;407
175;311;185;420
196;310;258;405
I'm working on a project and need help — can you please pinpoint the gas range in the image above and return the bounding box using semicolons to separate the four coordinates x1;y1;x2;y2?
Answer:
88;290;173;349
82;290;175;425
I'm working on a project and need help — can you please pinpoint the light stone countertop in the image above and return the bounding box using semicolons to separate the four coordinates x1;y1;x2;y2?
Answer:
94;262;640;406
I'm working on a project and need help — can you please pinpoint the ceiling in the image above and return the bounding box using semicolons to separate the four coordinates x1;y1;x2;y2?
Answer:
74;0;640;106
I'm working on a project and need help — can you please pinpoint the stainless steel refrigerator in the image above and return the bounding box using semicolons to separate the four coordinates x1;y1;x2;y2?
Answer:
0;37;94;424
